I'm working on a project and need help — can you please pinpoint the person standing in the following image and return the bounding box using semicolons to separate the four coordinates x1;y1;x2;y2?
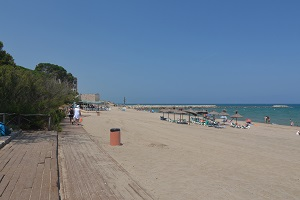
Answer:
264;116;267;123
290;119;294;126
73;105;81;125
68;107;74;124
267;116;270;124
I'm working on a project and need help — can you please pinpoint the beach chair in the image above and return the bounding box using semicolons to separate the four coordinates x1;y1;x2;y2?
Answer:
214;124;225;128
241;124;251;129
230;122;237;128
160;116;167;120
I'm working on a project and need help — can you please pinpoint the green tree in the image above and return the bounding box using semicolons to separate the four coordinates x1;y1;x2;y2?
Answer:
0;65;76;129
0;41;77;129
0;41;16;66
35;63;76;88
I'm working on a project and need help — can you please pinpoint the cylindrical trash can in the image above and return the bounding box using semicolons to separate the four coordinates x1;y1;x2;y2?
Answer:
97;112;100;116
110;128;120;146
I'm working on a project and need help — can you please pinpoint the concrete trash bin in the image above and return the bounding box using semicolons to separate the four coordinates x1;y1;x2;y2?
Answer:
97;112;100;116
110;128;120;146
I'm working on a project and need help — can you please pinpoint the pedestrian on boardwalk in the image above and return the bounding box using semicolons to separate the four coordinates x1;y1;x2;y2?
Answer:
68;107;74;124
73;105;81;125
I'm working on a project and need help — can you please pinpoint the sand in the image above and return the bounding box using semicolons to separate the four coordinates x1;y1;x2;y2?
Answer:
82;107;300;200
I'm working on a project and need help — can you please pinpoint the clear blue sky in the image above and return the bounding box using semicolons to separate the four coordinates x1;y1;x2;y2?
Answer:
1;0;299;104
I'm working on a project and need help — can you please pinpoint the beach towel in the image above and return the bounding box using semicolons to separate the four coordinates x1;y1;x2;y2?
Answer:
0;123;11;136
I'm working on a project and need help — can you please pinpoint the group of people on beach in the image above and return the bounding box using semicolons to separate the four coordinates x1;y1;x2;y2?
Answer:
67;105;81;125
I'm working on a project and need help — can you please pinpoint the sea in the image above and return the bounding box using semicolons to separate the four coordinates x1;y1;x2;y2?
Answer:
130;104;300;127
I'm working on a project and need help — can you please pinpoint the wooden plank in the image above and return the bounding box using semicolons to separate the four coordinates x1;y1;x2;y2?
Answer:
0;149;27;196
80;142;117;200
38;142;47;164
0;159;23;200
50;158;59;200
63;139;86;199
22;147;42;189
0;141;25;172
18;188;32;200
10;144;41;199
73;142;107;200
40;158;51;200
30;163;44;200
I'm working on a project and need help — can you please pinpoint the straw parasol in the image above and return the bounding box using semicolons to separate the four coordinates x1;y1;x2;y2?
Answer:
184;108;198;125
219;109;229;122
159;108;169;118
197;109;208;115
196;109;208;120
208;110;219;115
162;109;173;119
208;110;219;121
219;109;229;116
173;110;186;122
231;111;243;124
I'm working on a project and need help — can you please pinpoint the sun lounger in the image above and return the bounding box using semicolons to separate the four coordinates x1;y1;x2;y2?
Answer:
177;121;188;124
241;124;251;129
160;116;167;120
214;125;225;128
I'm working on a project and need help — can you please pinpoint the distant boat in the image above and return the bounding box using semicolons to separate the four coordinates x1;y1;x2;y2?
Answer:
272;105;289;108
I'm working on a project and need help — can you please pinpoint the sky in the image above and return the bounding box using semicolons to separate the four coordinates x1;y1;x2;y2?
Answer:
1;0;300;104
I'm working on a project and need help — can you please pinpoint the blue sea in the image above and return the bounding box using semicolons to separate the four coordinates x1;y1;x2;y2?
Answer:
133;104;300;126
206;104;300;126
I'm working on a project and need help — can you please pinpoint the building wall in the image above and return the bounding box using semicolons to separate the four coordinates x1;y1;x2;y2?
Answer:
80;93;100;102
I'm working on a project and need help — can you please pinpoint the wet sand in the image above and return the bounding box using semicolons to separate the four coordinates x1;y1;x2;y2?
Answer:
82;107;300;200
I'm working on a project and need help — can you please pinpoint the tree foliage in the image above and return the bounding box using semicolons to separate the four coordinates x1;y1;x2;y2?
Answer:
0;65;76;113
0;41;77;130
35;63;76;88
0;41;16;66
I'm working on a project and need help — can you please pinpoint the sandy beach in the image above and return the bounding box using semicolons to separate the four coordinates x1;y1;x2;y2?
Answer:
82;107;300;200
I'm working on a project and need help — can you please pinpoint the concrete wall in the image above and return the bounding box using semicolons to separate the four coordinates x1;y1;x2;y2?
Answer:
80;93;100;101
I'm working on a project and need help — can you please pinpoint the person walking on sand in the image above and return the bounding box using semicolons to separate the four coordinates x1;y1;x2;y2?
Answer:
73;105;81;125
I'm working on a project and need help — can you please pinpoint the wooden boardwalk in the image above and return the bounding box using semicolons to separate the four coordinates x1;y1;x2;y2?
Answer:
58;119;153;200
0;119;153;200
0;131;59;200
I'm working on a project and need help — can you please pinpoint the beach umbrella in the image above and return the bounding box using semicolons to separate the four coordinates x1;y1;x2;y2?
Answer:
219;110;229;122
173;110;186;122
196;109;208;114
208;110;219;121
159;108;169;118
219;109;229;116
184;108;197;125
197;109;208;120
184;109;197;116
163;109;173;119
231;111;243;124
208;110;219;115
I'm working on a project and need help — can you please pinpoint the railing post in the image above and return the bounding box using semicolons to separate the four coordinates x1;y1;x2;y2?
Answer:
18;115;21;127
48;115;51;131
